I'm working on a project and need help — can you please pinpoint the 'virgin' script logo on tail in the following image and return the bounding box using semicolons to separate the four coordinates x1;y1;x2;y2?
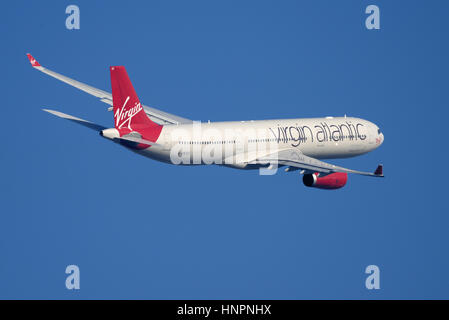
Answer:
114;96;143;130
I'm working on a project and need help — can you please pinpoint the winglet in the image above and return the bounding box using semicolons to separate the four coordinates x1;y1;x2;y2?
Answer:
26;53;41;67
374;164;383;176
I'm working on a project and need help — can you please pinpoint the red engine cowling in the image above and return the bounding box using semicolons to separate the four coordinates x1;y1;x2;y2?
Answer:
302;172;348;189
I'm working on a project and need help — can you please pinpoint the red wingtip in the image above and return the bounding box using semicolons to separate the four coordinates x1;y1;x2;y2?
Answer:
26;53;41;67
374;164;383;176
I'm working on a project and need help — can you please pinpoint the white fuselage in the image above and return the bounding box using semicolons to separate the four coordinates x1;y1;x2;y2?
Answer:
132;116;384;169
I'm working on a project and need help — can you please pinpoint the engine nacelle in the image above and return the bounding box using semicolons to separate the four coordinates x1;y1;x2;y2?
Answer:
303;172;348;189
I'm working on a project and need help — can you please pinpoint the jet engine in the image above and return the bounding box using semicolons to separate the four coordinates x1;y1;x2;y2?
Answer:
302;172;348;189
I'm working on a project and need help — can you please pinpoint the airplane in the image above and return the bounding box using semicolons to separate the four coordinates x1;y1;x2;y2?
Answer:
26;53;384;189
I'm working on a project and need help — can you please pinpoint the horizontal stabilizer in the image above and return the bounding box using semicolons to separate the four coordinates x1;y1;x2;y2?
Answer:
116;135;161;147
42;109;107;132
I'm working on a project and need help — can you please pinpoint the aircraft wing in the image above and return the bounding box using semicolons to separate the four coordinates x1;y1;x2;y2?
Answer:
27;54;192;125
249;148;384;177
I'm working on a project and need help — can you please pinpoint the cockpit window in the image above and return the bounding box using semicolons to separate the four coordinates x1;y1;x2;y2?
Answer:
377;129;381;134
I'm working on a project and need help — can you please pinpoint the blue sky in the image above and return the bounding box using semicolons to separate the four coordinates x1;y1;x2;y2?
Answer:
1;0;448;299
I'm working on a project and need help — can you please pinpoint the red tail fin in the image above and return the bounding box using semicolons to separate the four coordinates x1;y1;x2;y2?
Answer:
110;66;157;130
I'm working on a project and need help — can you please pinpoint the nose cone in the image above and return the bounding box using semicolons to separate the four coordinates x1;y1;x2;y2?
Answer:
376;132;384;147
